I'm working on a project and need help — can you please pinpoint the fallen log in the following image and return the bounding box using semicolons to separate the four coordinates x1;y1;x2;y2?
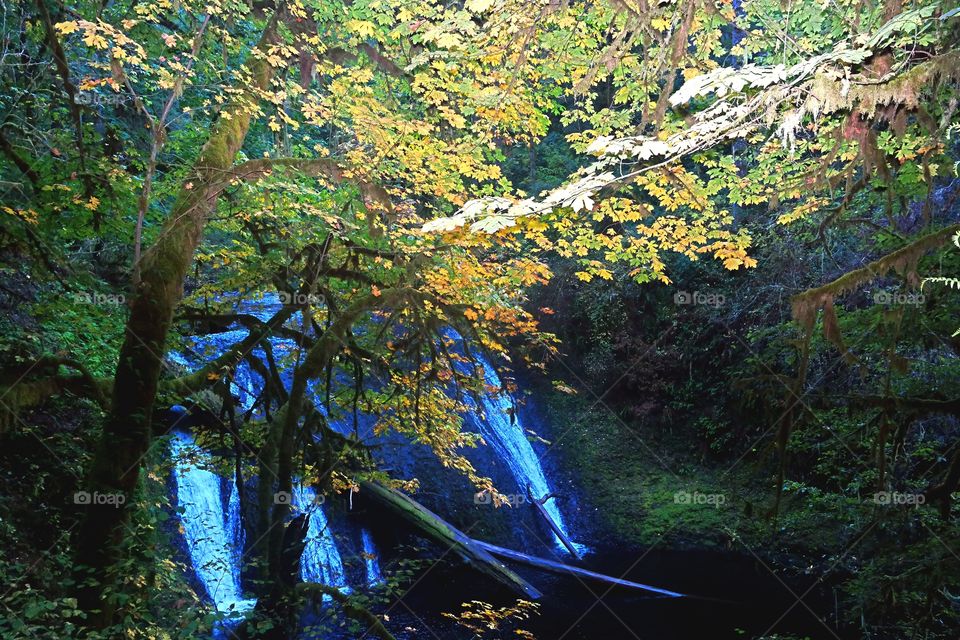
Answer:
526;484;582;559
473;540;685;599
358;481;542;599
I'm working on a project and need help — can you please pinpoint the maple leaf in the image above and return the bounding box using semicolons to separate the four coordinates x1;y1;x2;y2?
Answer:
465;0;496;12
345;19;376;38
83;31;108;49
55;21;79;35
569;192;594;213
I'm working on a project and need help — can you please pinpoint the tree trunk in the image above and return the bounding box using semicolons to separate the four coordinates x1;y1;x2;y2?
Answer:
525;484;581;559
255;289;412;584
74;15;280;625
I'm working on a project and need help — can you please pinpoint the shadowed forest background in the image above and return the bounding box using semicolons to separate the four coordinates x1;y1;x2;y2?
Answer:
1;0;960;638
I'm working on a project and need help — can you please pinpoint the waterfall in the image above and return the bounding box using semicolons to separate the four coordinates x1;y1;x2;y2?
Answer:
170;430;365;626
360;528;384;587
169;431;255;616
226;480;245;569
292;485;347;588
471;356;583;555
168;331;262;413
170;309;378;601
172;293;579;590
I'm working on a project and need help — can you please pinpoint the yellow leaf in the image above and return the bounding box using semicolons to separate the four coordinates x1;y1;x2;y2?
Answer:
345;19;376;38
82;30;108;49
651;17;670;31
55;21;79;35
466;0;495;12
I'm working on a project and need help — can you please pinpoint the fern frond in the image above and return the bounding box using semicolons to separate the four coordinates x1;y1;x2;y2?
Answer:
921;276;960;291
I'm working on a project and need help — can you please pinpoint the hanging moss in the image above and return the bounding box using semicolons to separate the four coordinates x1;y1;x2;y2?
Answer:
791;222;960;349
0;355;110;435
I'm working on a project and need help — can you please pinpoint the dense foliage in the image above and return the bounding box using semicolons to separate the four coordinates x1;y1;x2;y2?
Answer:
1;0;959;638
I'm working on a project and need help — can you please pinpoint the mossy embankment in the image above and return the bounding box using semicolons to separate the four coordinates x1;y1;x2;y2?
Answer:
531;385;863;564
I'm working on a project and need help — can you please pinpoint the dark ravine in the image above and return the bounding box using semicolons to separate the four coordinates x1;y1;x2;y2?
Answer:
165;401;849;640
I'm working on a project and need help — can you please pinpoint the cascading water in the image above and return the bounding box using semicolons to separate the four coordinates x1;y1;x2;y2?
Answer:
169;431;255;616
170;308;358;596
226;480;245;569
360;529;383;587
292;485;347;588
169;431;353;627
168;330;262;413
470;356;584;555
171;291;580;607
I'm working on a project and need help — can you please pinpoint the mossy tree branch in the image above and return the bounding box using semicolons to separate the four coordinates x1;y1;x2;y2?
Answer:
74;12;283;625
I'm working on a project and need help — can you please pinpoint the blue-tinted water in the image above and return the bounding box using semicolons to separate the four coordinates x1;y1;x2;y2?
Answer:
470;357;583;554
170;432;353;633
360;528;383;586
170;290;581;623
169;431;256;617
226;479;245;569
292;485;347;588
169;313;354;618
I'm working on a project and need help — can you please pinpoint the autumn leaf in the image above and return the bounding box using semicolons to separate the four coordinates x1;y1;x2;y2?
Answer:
466;0;496;12
82;30;108;49
345;19;376;38
55;21;79;35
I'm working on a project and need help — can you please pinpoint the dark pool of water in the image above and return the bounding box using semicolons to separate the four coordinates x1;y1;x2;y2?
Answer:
369;543;850;640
